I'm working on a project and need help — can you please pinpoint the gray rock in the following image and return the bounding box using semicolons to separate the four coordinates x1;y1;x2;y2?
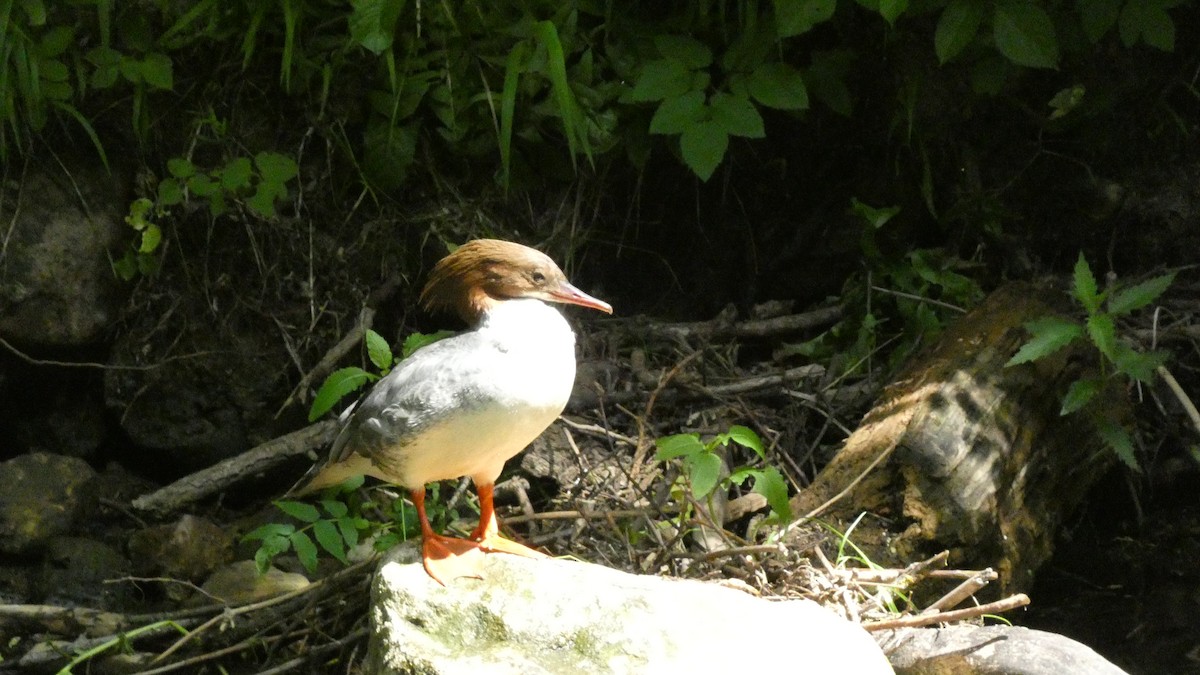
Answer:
368;547;893;674
0;161;128;346
201;561;311;605
39;536;132;607
128;515;233;583
879;624;1129;674
0;452;96;554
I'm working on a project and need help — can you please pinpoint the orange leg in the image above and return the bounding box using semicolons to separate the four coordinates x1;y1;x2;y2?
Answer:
467;482;548;559
411;487;487;585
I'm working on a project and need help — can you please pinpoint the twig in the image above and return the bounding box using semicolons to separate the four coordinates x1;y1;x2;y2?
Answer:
862;593;1030;631
131;420;338;515
0;336;228;371
923;568;997;613
1157;365;1200;438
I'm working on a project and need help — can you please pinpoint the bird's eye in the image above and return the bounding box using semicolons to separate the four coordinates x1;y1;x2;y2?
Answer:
531;271;546;284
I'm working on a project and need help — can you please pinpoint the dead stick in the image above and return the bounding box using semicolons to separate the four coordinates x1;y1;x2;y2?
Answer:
131;420;338;515
862;593;1030;631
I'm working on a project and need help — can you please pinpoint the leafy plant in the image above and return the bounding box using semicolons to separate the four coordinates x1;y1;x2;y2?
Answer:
157;151;300;219
780;198;983;371
1007;253;1176;469
629;33;806;181
112;197;163;280
243;475;451;574
655;424;792;522
244;476;372;574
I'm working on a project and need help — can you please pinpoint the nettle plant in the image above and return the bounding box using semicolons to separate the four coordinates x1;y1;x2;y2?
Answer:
1006;253;1176;469
655;425;792;526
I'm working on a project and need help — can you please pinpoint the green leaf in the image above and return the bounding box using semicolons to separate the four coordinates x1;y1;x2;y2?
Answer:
1107;272;1175;315
1086;313;1118;360
1048;85;1086;120
849;198;901;229
139;224;162;254
1005;316;1084;366
220;157;253;191
1109;344;1167;383
1060;377;1101;415
709;93;765;138
337;516;361;549
650;90;705;135
187;173;220;198
630;59;692;103
1080;0;1121;43
290;530;319;573
935;0;985;64
879;0;908;25
726;425;765;457
167;157;195;178
139;52;173;90
401;330;452;359
750;467;792;520
679;120;729;182
157;178;183;206
320;499;349;518
39;25;74;57
804;50;854;116
993;2;1059;69
1072;252;1102;314
654;35;712;69
276;500;321;523
1096;419;1139;471
247;184;281;219
1119;3;1175;51
533;20;592;165
242;522;296;542
688;452;723;498
655;433;705;460
308;367;374;421
313;520;348;564
774;0;837;38
366;329;393;371
747;62;809;110
348;0;405;55
254;534;292;574
498;39;528;188
255;152;299;184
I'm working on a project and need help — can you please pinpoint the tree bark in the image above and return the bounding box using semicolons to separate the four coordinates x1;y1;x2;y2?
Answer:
789;282;1127;594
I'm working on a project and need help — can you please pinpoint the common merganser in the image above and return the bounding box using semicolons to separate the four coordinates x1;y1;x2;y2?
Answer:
292;239;612;584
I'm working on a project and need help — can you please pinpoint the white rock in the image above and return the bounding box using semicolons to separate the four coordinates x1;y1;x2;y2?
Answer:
368;546;893;674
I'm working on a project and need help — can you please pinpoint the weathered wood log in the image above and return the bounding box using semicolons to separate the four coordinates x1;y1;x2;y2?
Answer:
788;282;1127;593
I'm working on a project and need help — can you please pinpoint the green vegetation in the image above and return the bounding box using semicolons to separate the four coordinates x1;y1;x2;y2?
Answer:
1007;253;1176;468
655;424;792;523
4;1;1193;189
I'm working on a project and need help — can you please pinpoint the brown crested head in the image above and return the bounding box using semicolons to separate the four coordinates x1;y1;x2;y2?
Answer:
419;239;613;323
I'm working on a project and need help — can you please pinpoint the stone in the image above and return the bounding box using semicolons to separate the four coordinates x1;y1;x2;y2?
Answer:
0;161;128;346
39;537;132;608
878;624;1129;674
128;515;233;582
201;561;310;605
0;452;96;554
367;547;893;674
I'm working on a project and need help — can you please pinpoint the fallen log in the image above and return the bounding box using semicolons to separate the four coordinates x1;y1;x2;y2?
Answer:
787;282;1128;593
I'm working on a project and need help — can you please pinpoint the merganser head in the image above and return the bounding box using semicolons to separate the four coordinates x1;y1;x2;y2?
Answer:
419;239;613;323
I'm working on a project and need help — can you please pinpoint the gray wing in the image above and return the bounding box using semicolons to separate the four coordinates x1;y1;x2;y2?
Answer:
325;331;498;467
